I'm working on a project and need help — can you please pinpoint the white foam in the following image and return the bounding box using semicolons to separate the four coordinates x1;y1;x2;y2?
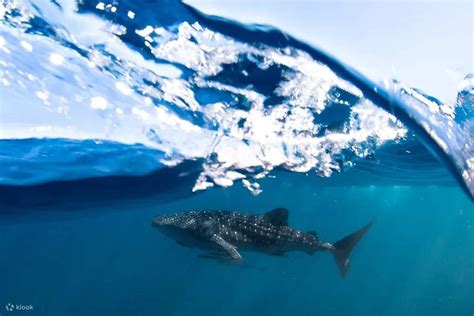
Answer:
0;5;441;192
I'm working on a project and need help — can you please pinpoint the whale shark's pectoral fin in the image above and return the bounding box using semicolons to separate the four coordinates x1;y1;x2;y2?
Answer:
210;234;242;262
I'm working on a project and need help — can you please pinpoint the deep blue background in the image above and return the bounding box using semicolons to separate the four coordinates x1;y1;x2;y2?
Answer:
1;173;472;316
1;1;472;315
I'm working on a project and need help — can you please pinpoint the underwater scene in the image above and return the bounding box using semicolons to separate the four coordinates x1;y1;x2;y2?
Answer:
0;0;473;315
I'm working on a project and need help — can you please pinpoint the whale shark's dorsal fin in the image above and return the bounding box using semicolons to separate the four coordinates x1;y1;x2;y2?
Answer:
263;208;289;226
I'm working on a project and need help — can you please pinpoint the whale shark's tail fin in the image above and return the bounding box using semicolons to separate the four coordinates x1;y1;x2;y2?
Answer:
332;221;372;278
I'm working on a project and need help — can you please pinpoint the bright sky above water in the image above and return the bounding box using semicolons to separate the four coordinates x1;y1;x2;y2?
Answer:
186;0;473;103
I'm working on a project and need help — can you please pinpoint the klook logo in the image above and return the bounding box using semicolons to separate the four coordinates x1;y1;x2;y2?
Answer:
5;303;34;312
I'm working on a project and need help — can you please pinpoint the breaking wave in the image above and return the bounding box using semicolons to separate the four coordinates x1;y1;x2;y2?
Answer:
0;0;472;198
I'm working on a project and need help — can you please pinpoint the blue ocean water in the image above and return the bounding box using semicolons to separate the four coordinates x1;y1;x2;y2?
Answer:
0;0;473;315
0;182;473;316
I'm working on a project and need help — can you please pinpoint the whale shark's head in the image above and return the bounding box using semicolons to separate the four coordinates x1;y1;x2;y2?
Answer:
152;212;198;228
152;212;204;246
152;214;179;227
152;212;200;239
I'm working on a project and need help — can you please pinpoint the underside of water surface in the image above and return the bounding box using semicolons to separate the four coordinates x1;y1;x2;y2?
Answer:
0;0;472;197
0;0;473;315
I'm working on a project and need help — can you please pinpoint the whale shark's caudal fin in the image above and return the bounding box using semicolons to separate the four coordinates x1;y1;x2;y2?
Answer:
332;221;373;278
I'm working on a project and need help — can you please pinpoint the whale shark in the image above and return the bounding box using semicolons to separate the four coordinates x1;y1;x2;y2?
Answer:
152;208;372;277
